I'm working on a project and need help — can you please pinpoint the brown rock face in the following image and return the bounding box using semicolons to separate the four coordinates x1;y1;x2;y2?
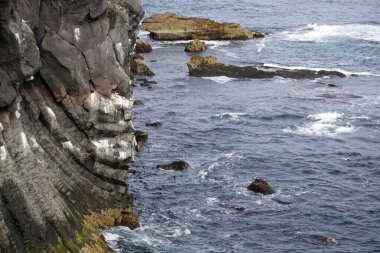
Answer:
141;12;263;40
135;39;153;53
0;0;144;252
185;39;208;52
247;178;275;195
131;55;155;76
188;56;347;79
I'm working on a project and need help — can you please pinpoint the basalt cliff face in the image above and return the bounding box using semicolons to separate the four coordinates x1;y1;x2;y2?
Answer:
0;0;143;252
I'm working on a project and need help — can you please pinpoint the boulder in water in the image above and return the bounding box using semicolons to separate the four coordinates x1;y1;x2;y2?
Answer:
131;54;155;76
311;235;338;246
141;12;263;40
247;178;275;195
185;39;208;52
135;39;153;53
157;161;190;171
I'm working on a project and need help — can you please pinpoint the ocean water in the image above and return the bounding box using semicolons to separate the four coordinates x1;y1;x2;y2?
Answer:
106;0;380;252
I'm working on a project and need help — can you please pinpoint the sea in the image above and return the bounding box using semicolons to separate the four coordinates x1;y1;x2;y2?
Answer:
104;0;380;252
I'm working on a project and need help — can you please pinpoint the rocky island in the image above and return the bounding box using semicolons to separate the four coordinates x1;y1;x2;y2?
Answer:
0;0;143;252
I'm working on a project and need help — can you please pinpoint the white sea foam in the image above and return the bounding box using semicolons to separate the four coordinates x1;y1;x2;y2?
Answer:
202;76;236;84
207;40;231;49
217;48;239;58
283;112;356;137
307;112;343;122
102;232;122;241
263;63;380;77
224;152;244;159
214;112;248;121
277;23;380;43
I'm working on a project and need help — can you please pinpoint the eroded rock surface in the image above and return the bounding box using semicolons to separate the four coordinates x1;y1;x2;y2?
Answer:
188;56;347;79
157;161;190;171
0;0;144;252
135;39;153;53
141;12;263;40
185;39;208;52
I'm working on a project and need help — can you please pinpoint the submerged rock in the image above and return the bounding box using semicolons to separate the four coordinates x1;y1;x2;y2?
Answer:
146;121;162;127
157;161;190;171
135;39;153;53
311;235;338;246
131;54;155;76
133;99;144;106
188;56;347;79
141;12;263;40
185;39;208;52
247;178;275;195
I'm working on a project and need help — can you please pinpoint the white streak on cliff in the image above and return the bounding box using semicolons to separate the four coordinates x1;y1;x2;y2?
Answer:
0;146;6;160
74;28;81;42
21;132;30;150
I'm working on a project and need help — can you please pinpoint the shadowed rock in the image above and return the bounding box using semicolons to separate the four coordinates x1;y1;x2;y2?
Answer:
135;39;153;53
188;56;347;79
141;12;263;40
157;161;190;171
185;39;208;52
247;178;275;195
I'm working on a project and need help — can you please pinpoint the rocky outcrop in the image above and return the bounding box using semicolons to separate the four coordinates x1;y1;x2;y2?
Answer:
135;39;153;53
185;39;208;52
0;0;144;252
157;161;190;171
247;178;275;195
141;12;263;40
131;55;155;76
188;56;347;79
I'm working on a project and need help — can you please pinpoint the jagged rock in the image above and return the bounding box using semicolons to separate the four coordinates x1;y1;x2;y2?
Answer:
188;56;347;79
146;121;162;127
157;161;190;171
135;39;153;53
141;12;263;40
133;99;144;106
0;0;144;251
185;39;208;52
131;54;155;76
247;178;275;195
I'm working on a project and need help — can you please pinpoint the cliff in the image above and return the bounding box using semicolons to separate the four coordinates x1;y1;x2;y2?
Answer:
0;0;143;252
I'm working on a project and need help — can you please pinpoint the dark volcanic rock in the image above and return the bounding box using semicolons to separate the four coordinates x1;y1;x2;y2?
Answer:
247;178;275;195
141;12;263;40
135;39;153;53
0;0;144;252
157;161;190;171
146;121;162;127
185;39;208;52
188;56;347;79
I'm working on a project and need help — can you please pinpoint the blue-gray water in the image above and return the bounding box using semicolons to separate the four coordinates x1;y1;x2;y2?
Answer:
105;0;380;252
